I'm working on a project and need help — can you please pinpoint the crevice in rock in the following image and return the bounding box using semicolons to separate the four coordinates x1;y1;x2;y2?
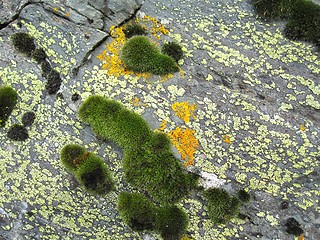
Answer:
71;2;144;76
0;1;31;30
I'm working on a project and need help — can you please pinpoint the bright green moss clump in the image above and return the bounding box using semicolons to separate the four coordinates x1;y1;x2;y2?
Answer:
121;36;179;75
118;192;189;239
124;23;147;38
118;192;157;231
11;32;36;56
0;86;18;128
204;188;241;224
78;96;197;203
60;144;114;195
156;205;189;240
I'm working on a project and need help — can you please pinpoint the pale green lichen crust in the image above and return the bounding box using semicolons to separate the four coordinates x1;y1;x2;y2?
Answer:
0;0;319;239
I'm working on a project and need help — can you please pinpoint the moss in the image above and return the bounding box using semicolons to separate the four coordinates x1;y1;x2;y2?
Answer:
237;189;251;203
252;0;301;19
284;0;320;44
78;96;151;150
121;36;179;75
74;154;114;195
45;69;62;95
22;111;36;127
7;124;29;141
161;42;183;62
156;205;189;240
41;61;52;78
78;96;197;204
124;24;147;38
60;144;87;172
71;93;80;102
31;48;47;63
117;192;157;231
285;218;304;236
11;32;36;56
203;188;240;224
0;86;18;128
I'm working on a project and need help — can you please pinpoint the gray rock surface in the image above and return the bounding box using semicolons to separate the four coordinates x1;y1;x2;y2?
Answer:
0;0;319;239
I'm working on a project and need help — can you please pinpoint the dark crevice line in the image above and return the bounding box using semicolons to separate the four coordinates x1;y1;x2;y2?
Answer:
71;3;143;76
0;1;32;30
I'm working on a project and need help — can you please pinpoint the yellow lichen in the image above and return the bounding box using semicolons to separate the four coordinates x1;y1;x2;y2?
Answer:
168;127;199;166
158;120;167;131
172;101;197;123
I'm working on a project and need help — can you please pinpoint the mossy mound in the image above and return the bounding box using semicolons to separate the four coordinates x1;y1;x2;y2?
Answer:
78;96;197;204
11;32;36;56
117;192;157;231
252;0;300;19
7;124;29;141
204;188;241;224
124;24;147;38
0;86;18;128
121;36;179;75
156;205;189;240
161;42;184;62
31;48;47;63
22;111;36;127
60;144;114;195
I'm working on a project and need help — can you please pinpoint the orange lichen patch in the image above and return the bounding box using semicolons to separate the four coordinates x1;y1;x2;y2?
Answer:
131;97;141;107
96;25;151;78
298;234;304;240
172;102;197;123
65;12;70;17
158;120;167;131
73;152;90;166
223;135;232;144
142;15;169;39
168;127;199;166
299;124;306;131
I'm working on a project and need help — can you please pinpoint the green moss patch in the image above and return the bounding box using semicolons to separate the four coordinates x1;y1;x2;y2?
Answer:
203;188;241;224
161;42;183;62
7;124;29;141
60;144;114;195
78;96;197;203
117;192;157;231
11;32;36;56
121;36;179;75
118;192;188;239
124;24;147;38
156;205;189;240
31;48;47;63
0;86;18;128
252;0;300;19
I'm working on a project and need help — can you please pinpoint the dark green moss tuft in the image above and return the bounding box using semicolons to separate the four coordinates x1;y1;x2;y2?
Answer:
237;189;251;203
252;0;300;19
149;132;171;152
11;32;36;56
45;69;62;94
41;61;52;78
7;124;29;141
74;154;114;195
71;93;80;102
60;144;87;172
121;36;179;75
204;188;240;224
22;111;36;127
285;218;304;236
0;86;18;128
156;205;189;240
161;42;184;62
284;0;320;44
124;24;147;38
31;48;47;63
117;192;157;231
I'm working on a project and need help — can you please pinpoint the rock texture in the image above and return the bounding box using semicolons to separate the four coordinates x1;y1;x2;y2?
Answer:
0;0;319;239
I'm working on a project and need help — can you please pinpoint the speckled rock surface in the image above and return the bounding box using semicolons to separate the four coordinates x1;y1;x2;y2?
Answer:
0;0;319;239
